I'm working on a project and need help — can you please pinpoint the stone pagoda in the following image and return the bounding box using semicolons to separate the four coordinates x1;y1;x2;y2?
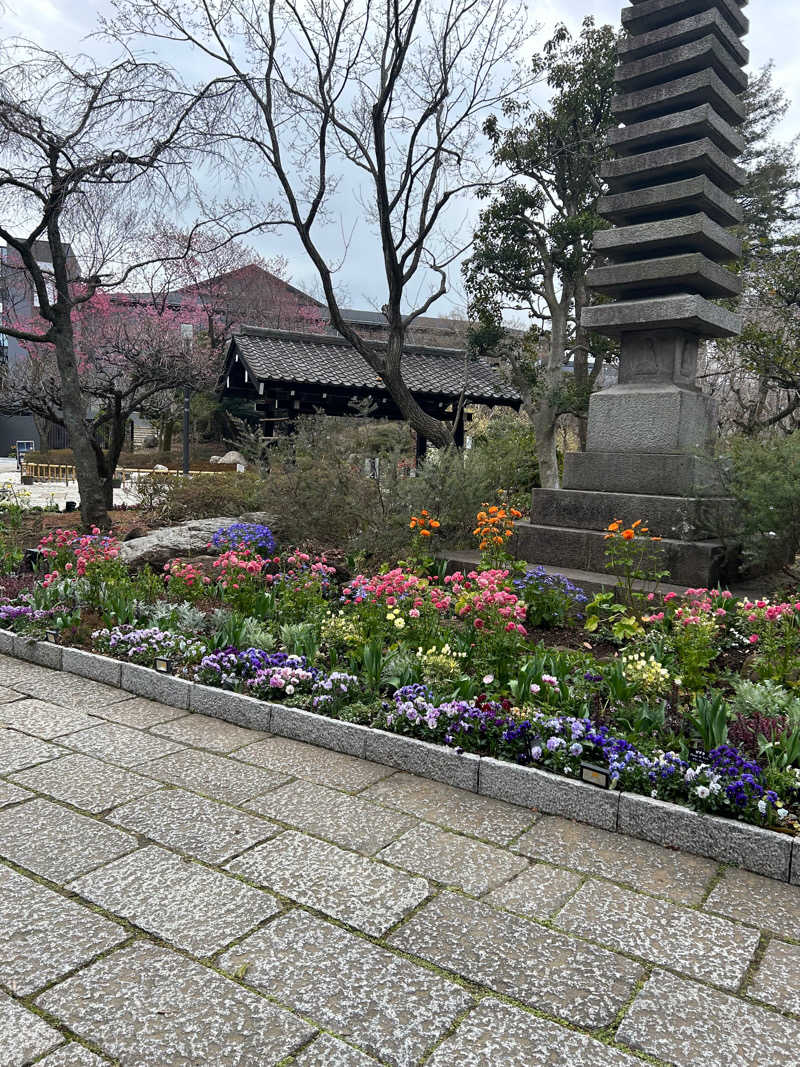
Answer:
514;0;748;587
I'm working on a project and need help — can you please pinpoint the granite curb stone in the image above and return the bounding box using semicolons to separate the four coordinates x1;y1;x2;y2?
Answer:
120;661;192;707
3;648;798;885
364;730;479;790
269;701;371;757
190;683;272;730
61;646;122;687
618;791;793;880
479;757;621;831
12;635;62;669
0;627;14;654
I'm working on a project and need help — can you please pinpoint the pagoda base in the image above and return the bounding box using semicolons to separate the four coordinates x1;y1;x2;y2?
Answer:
512;519;732;588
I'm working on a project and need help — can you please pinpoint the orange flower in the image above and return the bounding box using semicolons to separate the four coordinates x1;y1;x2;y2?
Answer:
511;508;523;519
430;520;440;528
488;505;499;515
420;529;431;537
632;519;642;528
622;529;635;541
650;536;662;542
607;521;620;532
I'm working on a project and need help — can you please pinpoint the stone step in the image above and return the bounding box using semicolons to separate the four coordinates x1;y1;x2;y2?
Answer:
618;8;749;65
615;35;747;97
531;487;735;540
581;293;741;338
511;521;730;588
597;176;742;228
563;450;722;497
622;0;748;40
607;104;745;158
592;212;741;264
586;252;741;300
439;550;691;598
613;69;745;127
601;138;746;194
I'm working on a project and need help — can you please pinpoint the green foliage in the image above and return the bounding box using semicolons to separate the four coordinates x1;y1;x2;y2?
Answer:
136;471;265;522
731;678;800;725
721;432;800;573
688;691;731;752
583;592;641;642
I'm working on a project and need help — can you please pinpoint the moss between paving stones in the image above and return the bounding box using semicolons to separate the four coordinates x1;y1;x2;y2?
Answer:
3;632;799;886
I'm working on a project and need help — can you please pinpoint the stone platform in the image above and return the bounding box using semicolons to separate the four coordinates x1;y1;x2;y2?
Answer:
1;650;800;1066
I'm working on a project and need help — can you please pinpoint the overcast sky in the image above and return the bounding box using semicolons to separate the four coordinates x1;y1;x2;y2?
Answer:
2;0;798;315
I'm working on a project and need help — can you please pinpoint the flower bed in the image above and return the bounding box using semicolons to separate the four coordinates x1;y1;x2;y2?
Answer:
2;515;799;843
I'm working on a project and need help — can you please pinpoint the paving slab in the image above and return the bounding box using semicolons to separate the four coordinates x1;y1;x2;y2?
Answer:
219;909;473;1067
8;673;127;711
291;1034;379;1066
0;864;127;995
388;891;644;1029
60;722;185;767
246;779;416;855
0;658;58;687
139;747;290;804
90;695;188;728
9;753;160;813
69;845;280;955
485;861;584;919
515;814;718;904
617;969;800;1067
0;780;32;807
427;998;642;1066
108;787;280;863
0;797;137;881
234;736;394;792
556;879;758;990
362;771;536;844
377;824;528;896
0;697;99;739
0;991;64;1064
0;727;62;774
748;939;800;1015
150;712;269;752
39;1046;108;1065
36;941;314;1065
228;830;429;936
704;866;800;940
0;684;23;704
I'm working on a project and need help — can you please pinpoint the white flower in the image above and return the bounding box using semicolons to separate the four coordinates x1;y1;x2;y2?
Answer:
394;617;405;629
482;674;494;685
777;807;789;820
758;799;767;815
695;785;710;799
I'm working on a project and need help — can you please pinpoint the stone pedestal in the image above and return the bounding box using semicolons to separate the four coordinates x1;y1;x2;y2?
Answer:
515;0;748;588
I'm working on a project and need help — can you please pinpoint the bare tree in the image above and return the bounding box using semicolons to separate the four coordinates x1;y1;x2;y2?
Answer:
111;0;531;448
0;41;246;527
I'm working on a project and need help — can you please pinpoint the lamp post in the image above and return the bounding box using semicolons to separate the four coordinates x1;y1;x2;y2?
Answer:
180;323;193;476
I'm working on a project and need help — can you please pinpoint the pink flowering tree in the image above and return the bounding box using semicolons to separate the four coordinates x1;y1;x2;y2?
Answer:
13;290;217;506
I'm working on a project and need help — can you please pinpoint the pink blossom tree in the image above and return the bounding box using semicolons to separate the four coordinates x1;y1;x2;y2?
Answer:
12;291;217;506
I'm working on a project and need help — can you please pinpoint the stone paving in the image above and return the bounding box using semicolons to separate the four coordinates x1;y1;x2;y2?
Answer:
1;653;799;1065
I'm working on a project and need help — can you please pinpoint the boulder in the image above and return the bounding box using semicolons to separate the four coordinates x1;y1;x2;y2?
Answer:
118;517;238;569
209;455;223;464
153;463;169;472
218;450;247;468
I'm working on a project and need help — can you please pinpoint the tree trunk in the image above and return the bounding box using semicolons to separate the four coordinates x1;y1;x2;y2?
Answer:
533;396;560;488
382;332;454;448
50;315;110;529
162;416;175;453
533;306;568;489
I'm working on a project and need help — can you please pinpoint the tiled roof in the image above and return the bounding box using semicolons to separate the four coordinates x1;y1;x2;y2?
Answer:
229;327;520;406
